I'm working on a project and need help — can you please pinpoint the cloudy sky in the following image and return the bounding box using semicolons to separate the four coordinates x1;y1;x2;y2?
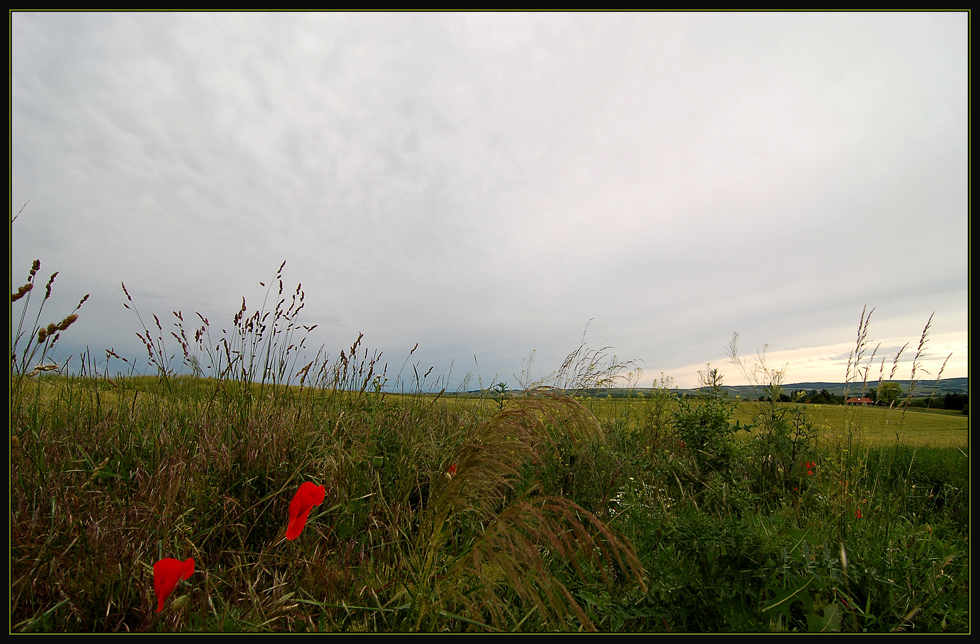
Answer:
11;12;968;390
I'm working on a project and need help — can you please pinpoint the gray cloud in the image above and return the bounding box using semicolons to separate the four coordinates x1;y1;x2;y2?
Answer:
12;12;968;388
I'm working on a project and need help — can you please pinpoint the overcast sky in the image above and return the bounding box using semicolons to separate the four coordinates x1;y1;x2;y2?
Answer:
11;12;968;390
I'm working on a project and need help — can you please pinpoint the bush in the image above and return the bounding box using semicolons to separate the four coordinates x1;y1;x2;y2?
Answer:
672;367;744;476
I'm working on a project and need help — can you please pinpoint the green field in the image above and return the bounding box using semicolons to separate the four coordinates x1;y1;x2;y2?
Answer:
583;396;969;449
10;372;970;633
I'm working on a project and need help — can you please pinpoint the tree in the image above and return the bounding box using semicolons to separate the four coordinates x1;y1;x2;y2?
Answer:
877;381;903;407
944;392;968;412
809;389;840;405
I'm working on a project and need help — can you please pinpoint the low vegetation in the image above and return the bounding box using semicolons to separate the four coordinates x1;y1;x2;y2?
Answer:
9;258;969;632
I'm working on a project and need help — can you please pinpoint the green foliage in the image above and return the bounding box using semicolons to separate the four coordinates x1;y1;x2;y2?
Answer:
876;382;903;407
745;398;819;499
672;366;744;475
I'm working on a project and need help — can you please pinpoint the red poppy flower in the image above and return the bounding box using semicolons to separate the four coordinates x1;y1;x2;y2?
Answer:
855;509;863;519
287;482;326;540
448;464;458;476
154;557;195;613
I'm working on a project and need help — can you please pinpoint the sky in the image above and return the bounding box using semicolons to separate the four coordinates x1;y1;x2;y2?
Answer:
10;12;969;391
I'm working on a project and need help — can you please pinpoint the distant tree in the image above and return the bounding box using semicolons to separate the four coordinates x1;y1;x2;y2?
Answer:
943;393;967;411
492;381;509;409
909;397;938;408
809;389;840;405
877;382;903;407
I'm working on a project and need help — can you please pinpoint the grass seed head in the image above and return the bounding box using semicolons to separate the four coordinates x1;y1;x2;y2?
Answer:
44;272;59;299
11;282;33;302
57;314;79;331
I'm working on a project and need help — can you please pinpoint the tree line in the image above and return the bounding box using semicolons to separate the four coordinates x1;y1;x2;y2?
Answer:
778;387;968;414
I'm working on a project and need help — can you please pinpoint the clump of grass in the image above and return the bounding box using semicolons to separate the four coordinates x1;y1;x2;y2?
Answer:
512;321;639;397
397;388;646;631
843;305;879;404
11;257;88;399
119;261;316;395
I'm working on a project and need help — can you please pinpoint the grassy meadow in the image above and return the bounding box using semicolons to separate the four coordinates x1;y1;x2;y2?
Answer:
9;265;970;632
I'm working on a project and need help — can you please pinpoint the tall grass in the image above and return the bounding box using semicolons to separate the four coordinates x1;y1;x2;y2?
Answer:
11;261;650;632
9;255;968;631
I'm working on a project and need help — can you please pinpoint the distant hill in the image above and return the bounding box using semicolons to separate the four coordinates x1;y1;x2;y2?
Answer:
457;377;968;399
677;377;968;399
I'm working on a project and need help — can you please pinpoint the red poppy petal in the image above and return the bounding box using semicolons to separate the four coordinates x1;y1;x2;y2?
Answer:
301;482;326;505
286;483;325;540
154;557;194;612
286;512;309;540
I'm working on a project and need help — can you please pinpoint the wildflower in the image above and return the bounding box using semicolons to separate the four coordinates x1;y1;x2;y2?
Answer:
287;482;326;540
855;509;863;519
445;463;458;480
154;557;195;613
